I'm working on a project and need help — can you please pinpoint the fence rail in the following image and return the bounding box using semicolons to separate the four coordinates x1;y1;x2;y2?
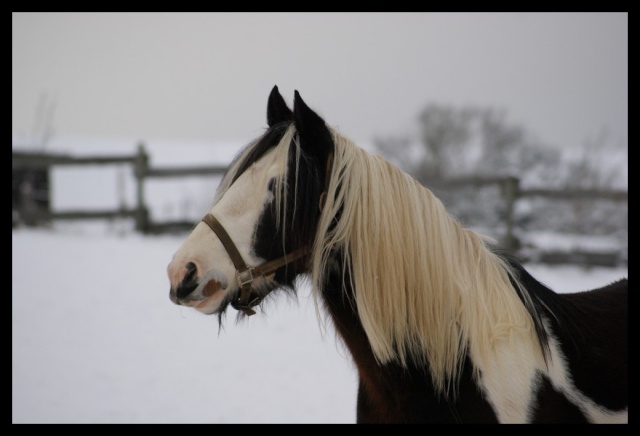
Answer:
12;144;627;266
145;165;227;178
12;144;229;233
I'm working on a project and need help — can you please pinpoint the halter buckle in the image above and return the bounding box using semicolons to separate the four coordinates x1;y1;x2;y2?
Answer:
236;267;257;289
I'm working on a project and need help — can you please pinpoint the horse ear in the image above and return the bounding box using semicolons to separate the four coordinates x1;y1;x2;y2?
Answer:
293;90;334;164
267;85;293;127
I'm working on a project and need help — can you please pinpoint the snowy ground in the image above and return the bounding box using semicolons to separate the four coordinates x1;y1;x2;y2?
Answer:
12;222;628;424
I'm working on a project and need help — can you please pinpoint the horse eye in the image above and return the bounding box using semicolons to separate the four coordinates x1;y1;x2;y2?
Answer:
267;178;276;192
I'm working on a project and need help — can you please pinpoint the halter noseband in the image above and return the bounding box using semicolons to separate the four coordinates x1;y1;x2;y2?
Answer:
201;213;309;316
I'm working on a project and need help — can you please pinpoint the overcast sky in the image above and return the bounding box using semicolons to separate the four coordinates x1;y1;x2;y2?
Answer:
12;12;627;151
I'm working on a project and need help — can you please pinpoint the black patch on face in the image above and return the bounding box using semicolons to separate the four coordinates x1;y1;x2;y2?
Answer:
251;133;325;287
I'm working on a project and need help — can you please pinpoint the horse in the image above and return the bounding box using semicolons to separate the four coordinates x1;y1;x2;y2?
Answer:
167;86;628;423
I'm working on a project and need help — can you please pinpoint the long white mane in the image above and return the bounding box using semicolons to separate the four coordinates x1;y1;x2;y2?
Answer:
240;124;544;396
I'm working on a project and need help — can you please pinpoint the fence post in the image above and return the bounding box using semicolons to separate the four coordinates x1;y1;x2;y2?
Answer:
501;175;520;252
134;143;149;233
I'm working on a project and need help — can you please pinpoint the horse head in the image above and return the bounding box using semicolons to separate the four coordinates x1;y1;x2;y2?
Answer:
167;86;334;316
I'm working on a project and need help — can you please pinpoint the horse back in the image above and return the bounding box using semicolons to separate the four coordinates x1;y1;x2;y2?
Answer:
554;278;627;412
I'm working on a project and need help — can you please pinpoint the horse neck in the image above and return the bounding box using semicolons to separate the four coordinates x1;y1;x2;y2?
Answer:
319;261;373;361
316;255;412;375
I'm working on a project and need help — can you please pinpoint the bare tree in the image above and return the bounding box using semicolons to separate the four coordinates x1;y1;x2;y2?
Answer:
414;104;476;180
373;102;627;244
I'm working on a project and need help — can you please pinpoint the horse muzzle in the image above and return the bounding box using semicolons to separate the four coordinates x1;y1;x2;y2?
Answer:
168;264;229;310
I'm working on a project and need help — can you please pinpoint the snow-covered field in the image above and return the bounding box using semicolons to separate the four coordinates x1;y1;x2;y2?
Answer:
11;223;628;424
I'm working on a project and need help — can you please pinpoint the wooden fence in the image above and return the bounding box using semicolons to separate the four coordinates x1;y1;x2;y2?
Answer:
12;143;226;234
12;144;628;266
423;175;627;266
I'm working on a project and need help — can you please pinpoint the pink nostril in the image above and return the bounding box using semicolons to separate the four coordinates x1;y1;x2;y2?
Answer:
203;279;222;297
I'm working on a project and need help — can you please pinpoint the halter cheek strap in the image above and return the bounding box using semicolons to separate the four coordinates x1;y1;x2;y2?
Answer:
201;213;308;316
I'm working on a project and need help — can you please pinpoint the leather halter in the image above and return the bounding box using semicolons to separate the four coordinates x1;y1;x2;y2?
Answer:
201;213;309;316
202;151;333;316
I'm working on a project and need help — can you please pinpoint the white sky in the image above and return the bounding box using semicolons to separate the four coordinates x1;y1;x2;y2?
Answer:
12;12;627;151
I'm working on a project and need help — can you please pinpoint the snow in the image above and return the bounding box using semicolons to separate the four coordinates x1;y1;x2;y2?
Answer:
12;225;359;424
12;137;628;423
11;225;628;424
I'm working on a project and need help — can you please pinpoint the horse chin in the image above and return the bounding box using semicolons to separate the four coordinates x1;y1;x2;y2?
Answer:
194;294;225;315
